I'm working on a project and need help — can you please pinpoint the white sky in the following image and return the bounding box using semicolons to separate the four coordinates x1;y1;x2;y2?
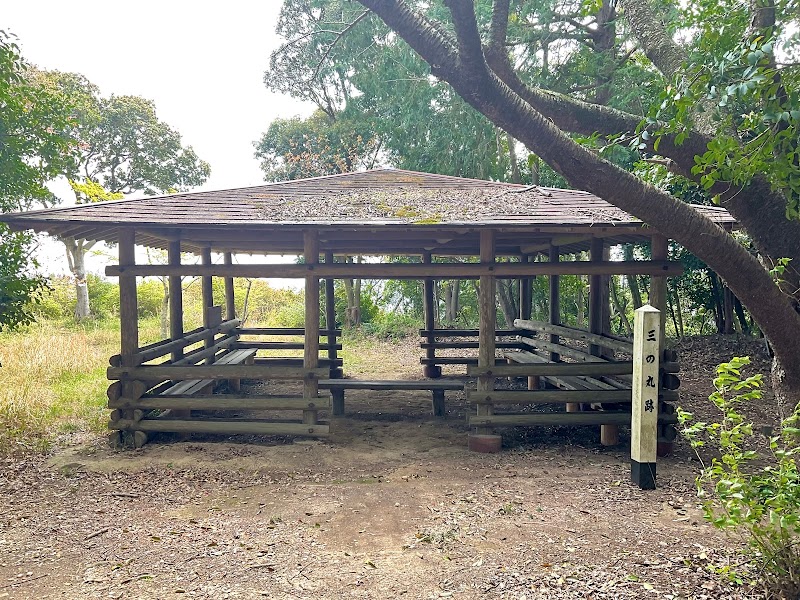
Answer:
4;1;314;282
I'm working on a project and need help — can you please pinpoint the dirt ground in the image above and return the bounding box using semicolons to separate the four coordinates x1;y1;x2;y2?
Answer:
0;336;777;599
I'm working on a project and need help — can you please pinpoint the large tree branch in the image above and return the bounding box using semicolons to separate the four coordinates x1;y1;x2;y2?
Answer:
443;0;486;71
617;0;685;78
358;0;800;368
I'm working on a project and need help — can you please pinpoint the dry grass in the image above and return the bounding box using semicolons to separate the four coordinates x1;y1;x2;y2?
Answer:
0;318;162;453
0;319;421;453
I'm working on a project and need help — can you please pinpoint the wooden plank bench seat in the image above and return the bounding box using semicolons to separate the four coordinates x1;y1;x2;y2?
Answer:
160;348;258;399
503;349;628;392
318;379;465;417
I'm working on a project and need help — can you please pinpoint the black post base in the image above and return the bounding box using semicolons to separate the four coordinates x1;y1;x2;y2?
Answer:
631;460;657;490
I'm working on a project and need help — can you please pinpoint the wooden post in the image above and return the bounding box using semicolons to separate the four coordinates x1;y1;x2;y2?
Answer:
303;231;320;426
650;235;668;342
168;240;184;363
422;252;440;378
519;254;533;322
324;251;342;382
201;247;214;365
472;230;498;445
722;285;734;334
224;252;235;320
590;240;617;444
117;229;146;448
119;229;139;363
548;245;561;363
631;304;661;490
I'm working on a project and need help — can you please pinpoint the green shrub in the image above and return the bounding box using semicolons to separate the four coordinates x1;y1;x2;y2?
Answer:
271;297;306;328
87;274;120;318
679;356;800;598
362;311;420;340
136;279;165;318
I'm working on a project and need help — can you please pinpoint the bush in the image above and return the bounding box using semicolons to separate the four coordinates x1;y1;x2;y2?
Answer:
136;279;164;318
679;357;800;598
362;311;420;340
271;297;306;328
87;274;120;318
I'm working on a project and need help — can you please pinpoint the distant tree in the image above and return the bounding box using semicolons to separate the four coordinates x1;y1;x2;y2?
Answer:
255;110;380;181
34;71;211;320
0;31;75;330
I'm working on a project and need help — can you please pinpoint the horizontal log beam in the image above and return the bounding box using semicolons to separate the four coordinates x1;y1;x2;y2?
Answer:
111;319;241;366
110;395;330;411
235;327;341;336
468;361;633;377
252;357;343;366
517;337;606;363
420;357;506;365
418;329;520;337
514;319;634;354
470;412;633;426
318;379;465;391
469;412;678;427
468;389;632;404
107;365;328;381
172;335;237;366
420;341;522;350
106;261;683;280
232;342;342;351
109;418;329;436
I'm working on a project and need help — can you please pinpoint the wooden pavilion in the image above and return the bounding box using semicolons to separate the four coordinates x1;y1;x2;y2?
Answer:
1;169;735;450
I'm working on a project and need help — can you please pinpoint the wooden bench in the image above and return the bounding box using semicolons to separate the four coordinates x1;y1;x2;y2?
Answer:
161;348;258;399
318;379;465;417
502;349;631;412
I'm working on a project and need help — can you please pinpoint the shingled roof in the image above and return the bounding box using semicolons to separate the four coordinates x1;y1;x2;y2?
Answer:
0;168;735;256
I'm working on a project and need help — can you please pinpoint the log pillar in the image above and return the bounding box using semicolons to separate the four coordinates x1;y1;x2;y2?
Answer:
119;229;139;363
116;229;146;448
649;235;668;342
722;285;734;334
591;239;618;445
168;240;184;363
548;245;561;363
519;254;533;322
422;252;440;378
303;231;320;426
324;251;342;381
473;230;498;444
201;247;214;365
223;252;235;321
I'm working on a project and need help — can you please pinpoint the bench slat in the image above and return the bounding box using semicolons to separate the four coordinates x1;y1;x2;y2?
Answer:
319;379;464;391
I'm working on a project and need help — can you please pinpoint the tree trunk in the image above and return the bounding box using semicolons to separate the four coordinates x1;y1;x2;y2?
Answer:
610;275;633;336
575;277;586;329
733;296;751;335
507;133;522;184
624;246;643;309
359;0;800;407
443;280;460;324
672;280;685;337
343;256;362;328
240;279;254;322
63;236;96;321
496;278;518;328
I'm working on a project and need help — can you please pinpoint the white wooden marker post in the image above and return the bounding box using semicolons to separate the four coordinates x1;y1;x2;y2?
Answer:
631;304;661;490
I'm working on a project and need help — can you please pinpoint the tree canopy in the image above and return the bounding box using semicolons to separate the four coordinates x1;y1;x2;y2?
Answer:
34;70;211;319
273;0;800;400
0;31;75;329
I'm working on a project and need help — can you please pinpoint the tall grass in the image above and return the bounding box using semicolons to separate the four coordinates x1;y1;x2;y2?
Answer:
0;317;162;453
